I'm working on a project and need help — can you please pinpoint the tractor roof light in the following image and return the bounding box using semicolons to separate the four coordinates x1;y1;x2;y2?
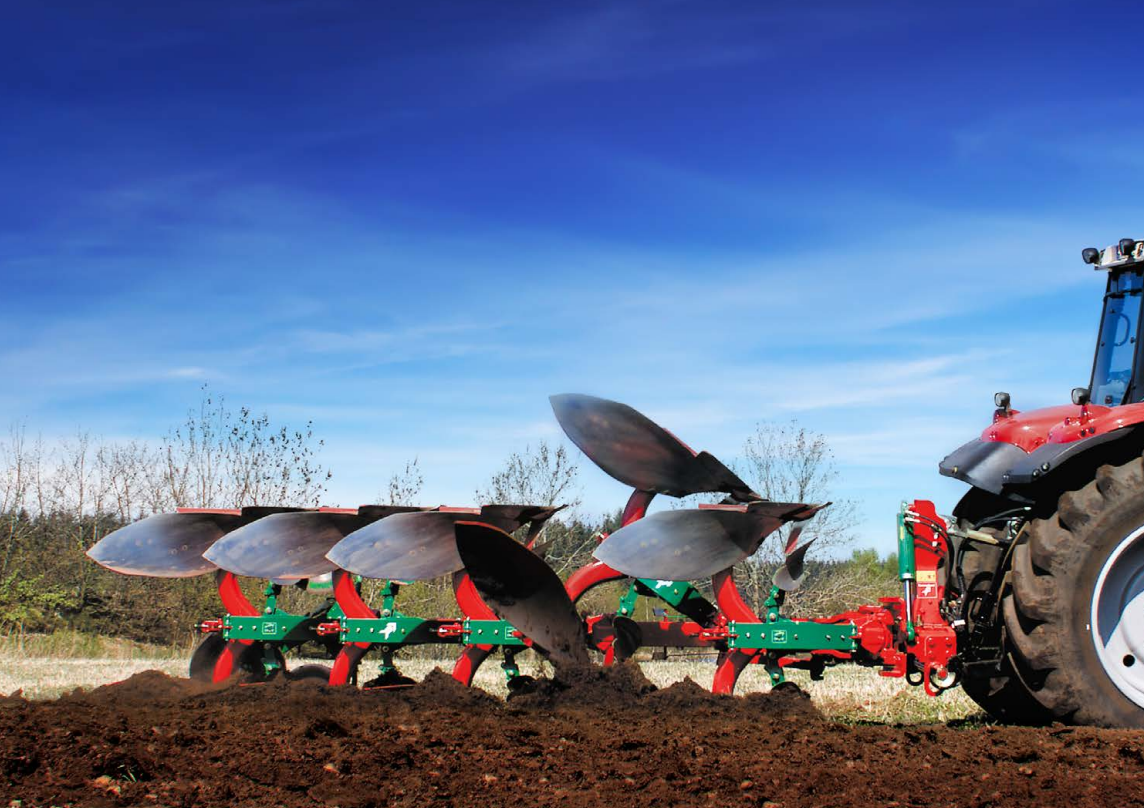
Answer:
1083;239;1144;270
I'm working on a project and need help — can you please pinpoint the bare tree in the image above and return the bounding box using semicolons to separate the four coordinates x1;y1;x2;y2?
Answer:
154;388;330;509
96;440;154;522
0;427;40;582
734;420;858;612
474;441;591;576
475;440;581;509
384;458;424;506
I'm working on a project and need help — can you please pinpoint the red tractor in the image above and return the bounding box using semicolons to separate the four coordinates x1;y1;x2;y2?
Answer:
942;237;1144;726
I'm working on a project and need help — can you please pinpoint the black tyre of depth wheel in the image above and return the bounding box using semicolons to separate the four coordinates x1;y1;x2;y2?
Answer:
188;634;287;682
287;664;333;683
189;633;227;681
1004;457;1144;727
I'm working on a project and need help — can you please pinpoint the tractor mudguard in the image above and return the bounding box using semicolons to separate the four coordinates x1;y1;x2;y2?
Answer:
940;427;1138;500
939;439;1028;496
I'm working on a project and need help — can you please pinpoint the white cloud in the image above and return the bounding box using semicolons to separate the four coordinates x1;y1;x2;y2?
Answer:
167;366;208;378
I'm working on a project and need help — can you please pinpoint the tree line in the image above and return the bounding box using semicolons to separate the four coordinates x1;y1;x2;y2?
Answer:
0;390;899;646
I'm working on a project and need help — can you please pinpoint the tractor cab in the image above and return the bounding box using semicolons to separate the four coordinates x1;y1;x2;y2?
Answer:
940;238;1144;503
1086;240;1144;407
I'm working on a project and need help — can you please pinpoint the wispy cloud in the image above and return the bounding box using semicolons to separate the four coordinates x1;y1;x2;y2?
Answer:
166;367;209;379
292;321;505;358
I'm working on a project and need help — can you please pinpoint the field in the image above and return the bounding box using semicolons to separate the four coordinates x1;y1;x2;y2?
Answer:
0;652;978;724
3;652;1144;807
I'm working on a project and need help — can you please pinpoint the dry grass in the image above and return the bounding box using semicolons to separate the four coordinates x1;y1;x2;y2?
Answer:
0;629;189;660
0;659;189;699
645;658;983;725
0;651;983;724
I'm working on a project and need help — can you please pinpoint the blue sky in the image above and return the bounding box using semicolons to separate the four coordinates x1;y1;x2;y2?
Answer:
4;0;1144;553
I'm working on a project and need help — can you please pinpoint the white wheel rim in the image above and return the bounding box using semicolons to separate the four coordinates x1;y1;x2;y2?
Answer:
1092;523;1144;709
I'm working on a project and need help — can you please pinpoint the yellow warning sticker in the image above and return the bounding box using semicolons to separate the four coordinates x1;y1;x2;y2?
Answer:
917;569;937;583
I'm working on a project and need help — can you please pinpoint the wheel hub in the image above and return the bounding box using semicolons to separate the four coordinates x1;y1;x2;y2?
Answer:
1092;524;1144;708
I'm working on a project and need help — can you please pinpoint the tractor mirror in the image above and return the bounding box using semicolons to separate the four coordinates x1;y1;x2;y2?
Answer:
1071;387;1091;406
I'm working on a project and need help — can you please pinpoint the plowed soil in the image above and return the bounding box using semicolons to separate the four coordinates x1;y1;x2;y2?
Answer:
3;665;1144;807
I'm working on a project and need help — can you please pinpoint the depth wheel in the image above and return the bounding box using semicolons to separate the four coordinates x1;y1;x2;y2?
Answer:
1005;457;1144;727
189;634;226;682
287;664;333;684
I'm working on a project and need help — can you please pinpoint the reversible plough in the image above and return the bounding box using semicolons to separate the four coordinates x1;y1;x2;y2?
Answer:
84;240;1144;727
89;393;966;697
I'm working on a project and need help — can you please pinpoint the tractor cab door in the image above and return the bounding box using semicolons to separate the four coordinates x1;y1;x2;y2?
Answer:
1092;270;1144;407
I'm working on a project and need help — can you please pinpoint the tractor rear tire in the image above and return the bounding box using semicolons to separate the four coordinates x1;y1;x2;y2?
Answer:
956;540;1053;725
1004;457;1144;727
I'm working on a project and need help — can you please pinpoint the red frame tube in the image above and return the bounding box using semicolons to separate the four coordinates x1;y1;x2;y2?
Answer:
564;489;655;605
328;569;378;685
211;570;260;683
710;568;759;695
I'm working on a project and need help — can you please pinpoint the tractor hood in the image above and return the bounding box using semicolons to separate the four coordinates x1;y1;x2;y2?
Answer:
939;401;1144;497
